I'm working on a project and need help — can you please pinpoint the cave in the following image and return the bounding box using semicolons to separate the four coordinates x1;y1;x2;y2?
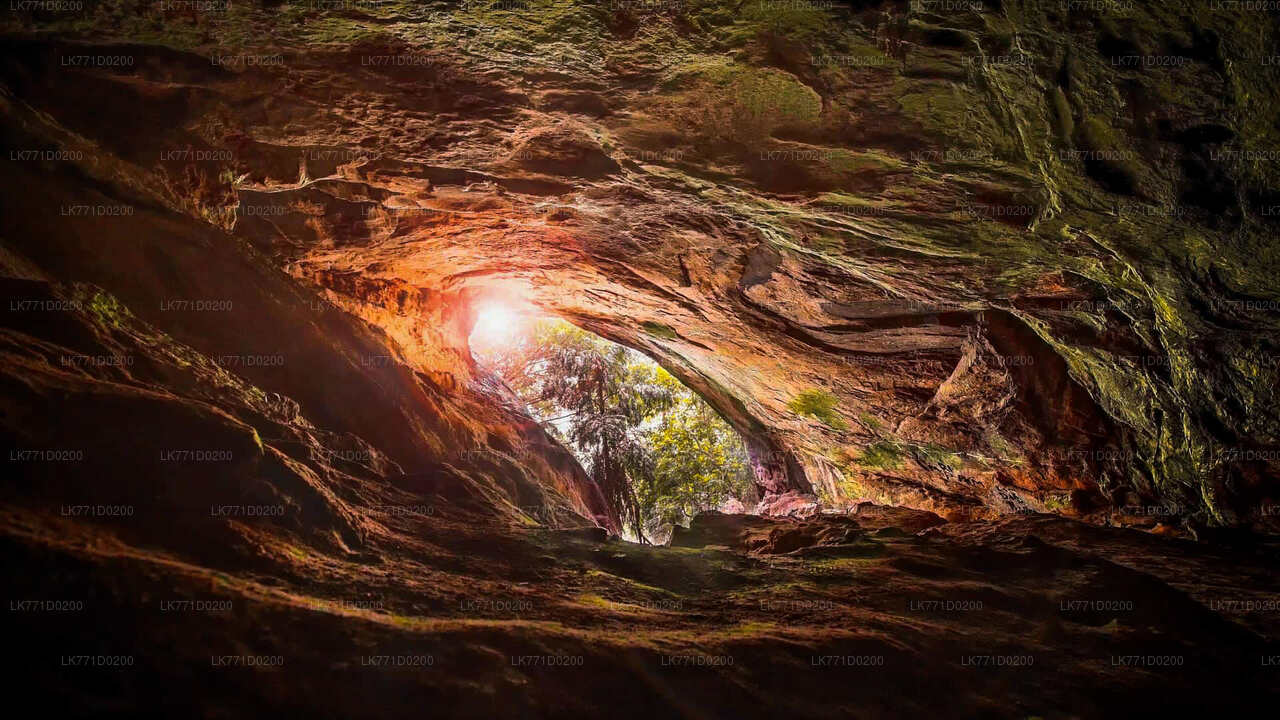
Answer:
2;1;1279;717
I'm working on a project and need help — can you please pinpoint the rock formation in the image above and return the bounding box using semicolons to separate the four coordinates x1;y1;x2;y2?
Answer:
1;1;1278;716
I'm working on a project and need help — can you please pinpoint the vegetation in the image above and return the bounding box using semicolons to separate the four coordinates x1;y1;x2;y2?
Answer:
788;389;848;431
488;319;754;542
642;370;755;535
1074;116;1145;196
856;440;904;470
661;60;822;144
641;321;679;340
87;291;127;329
911;442;964;472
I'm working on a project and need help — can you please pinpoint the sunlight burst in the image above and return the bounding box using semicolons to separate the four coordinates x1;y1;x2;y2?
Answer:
470;303;522;350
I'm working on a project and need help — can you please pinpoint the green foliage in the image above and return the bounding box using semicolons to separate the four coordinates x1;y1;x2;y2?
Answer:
494;321;665;539
788;389;848;431
639;370;755;535
493;319;753;541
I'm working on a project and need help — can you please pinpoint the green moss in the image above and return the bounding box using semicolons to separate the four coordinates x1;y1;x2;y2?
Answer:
293;18;395;46
825;149;906;175
725;0;832;44
856;440;904;470
1049;87;1074;141
911;442;964;471
726;621;780;637
895;82;1008;154
662;60;822;144
584;570;676;598
818;193;883;210
788;389;848;431
574;593;615;610
983;431;1020;464
801;234;845;254
1043;495;1070;512
641;321;679;340
87;291;128;329
1073;116;1145;196
430;0;607;67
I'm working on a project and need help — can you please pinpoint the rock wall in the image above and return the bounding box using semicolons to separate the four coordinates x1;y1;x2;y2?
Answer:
2;0;1278;530
0;83;618;535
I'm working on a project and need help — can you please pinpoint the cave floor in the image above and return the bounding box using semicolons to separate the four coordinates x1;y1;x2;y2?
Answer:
5;499;1278;718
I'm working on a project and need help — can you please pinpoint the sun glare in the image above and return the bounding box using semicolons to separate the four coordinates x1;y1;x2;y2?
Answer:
470;303;522;351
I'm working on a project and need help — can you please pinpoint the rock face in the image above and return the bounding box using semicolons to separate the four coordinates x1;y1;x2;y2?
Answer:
1;3;1279;716
670;504;946;553
0;69;618;535
7;0;1274;529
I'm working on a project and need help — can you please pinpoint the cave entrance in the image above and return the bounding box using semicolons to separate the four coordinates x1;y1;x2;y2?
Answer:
468;302;760;544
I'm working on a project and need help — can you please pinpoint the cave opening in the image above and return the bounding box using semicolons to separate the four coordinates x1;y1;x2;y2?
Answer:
467;301;760;544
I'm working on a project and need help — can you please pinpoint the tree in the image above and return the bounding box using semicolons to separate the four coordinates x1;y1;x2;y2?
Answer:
494;321;670;541
491;319;755;542
636;370;755;538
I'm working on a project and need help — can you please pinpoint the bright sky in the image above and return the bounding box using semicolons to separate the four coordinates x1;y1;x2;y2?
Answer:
469;302;524;353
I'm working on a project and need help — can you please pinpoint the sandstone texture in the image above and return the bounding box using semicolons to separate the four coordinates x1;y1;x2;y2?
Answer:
5;1;1279;526
1;1;1279;716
